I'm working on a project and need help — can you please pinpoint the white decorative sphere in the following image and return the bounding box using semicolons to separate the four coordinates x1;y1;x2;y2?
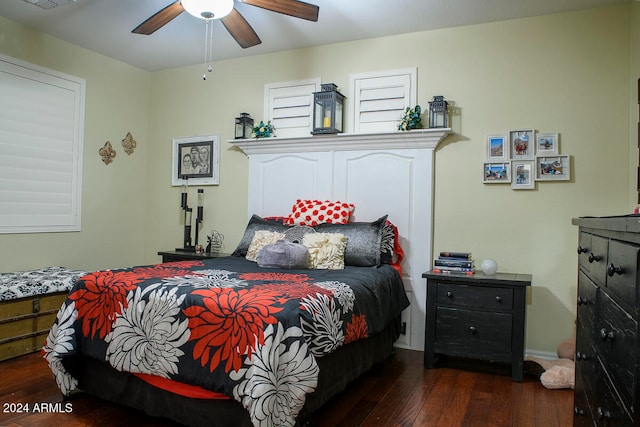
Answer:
481;259;498;275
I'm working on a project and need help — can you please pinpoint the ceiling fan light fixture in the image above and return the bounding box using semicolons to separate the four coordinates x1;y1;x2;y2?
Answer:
182;0;234;20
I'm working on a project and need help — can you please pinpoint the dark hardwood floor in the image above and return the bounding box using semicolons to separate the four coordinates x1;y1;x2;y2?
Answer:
0;349;574;427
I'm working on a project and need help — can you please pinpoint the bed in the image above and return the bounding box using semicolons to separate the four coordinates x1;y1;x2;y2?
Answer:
43;130;447;426
43;213;409;426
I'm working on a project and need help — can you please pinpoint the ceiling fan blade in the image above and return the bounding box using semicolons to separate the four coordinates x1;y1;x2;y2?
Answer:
241;0;319;22
221;8;262;49
132;1;185;35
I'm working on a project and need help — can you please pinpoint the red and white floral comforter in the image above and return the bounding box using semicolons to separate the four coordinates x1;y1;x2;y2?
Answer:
43;256;408;427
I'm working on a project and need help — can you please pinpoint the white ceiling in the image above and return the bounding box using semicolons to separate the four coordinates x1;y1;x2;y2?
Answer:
0;0;631;72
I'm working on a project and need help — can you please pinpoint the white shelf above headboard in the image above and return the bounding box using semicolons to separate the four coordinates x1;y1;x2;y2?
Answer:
228;128;451;155
229;129;450;351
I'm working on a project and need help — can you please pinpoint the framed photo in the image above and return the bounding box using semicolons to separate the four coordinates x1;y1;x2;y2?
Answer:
486;134;509;161
509;129;535;160
535;155;571;181
172;134;220;186
511;160;535;190
536;133;559;155
483;162;511;184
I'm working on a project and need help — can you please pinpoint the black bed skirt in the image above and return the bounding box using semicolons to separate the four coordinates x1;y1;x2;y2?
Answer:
63;317;402;427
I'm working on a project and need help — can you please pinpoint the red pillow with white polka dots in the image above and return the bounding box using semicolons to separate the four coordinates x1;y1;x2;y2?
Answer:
285;199;355;226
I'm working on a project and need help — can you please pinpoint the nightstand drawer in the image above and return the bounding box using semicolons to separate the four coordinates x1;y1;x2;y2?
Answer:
435;306;512;360
436;283;513;311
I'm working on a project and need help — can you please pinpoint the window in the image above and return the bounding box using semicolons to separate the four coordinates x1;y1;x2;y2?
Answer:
0;54;85;234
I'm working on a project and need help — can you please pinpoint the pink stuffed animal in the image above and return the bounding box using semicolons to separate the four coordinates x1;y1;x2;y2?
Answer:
524;337;575;389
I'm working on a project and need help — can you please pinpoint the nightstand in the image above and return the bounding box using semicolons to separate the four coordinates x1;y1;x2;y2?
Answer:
422;270;531;381
157;251;230;263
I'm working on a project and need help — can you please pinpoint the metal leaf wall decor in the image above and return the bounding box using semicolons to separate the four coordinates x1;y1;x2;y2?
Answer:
121;132;137;155
99;141;116;165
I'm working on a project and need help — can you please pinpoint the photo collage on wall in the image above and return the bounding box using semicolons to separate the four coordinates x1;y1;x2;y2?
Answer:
483;129;570;190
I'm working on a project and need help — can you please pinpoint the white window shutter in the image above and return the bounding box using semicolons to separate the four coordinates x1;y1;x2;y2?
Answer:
0;54;85;234
264;79;320;138
349;68;417;133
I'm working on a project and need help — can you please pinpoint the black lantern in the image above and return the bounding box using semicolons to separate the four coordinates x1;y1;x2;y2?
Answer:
311;83;345;135
428;96;449;129
235;113;254;139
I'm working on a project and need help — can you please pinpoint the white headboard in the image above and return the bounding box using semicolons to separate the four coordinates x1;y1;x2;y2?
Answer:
230;129;449;351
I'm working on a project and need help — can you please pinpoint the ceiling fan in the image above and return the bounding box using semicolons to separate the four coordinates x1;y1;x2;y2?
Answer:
132;0;320;49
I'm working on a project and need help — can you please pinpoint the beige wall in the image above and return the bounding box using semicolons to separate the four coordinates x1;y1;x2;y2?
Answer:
0;16;151;271
1;4;637;354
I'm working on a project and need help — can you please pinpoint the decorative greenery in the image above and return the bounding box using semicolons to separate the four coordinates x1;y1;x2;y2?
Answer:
252;120;276;138
398;105;422;131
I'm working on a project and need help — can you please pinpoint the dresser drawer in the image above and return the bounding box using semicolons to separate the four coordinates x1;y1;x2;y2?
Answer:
577;271;598;337
576;274;598;398
576;323;597;399
594;357;633;426
597;290;637;415
436;283;513;311
578;231;592;271
588;235;609;287
434;306;512;361
573;373;594;426
606;240;639;311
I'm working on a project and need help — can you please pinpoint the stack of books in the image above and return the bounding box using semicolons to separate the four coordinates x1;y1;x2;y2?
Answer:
433;251;475;274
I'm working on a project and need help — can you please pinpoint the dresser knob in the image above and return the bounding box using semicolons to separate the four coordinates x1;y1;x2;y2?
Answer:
597;407;612;420
577;296;589;306
574;406;585;417
468;326;477;334
576;352;588;361
600;328;615;342
495;296;502;303
588;253;601;263
446;291;453;298
607;263;624;277
577;246;589;254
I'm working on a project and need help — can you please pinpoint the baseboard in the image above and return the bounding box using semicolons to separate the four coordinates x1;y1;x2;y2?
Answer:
524;349;557;360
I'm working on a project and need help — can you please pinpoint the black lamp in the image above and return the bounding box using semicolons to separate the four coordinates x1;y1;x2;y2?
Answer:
311;83;345;135
235;113;254;139
428;96;449;128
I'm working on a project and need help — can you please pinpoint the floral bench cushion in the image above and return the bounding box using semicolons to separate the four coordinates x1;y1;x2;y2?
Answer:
0;267;87;301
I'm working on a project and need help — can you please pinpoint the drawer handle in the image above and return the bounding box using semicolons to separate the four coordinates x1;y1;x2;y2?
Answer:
446;291;454;298
597;407;612;420
577;296;590;306
607;263;624;277
577;246;589;254
468;326;477;334
588;253;601;263
574;407;585;417
600;328;615;342
495;296;502;303
576;352;588;361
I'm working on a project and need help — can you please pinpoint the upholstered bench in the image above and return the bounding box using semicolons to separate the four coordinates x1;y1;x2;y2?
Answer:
0;267;87;361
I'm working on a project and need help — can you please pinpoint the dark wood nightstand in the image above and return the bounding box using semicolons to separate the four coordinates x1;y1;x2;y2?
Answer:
157;251;230;263
422;270;531;381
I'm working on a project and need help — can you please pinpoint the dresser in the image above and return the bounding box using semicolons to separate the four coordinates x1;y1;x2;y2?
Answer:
423;270;531;381
573;216;640;426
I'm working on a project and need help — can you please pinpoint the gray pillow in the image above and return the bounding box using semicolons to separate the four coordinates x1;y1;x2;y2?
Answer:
314;215;388;266
232;215;289;257
257;240;309;269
